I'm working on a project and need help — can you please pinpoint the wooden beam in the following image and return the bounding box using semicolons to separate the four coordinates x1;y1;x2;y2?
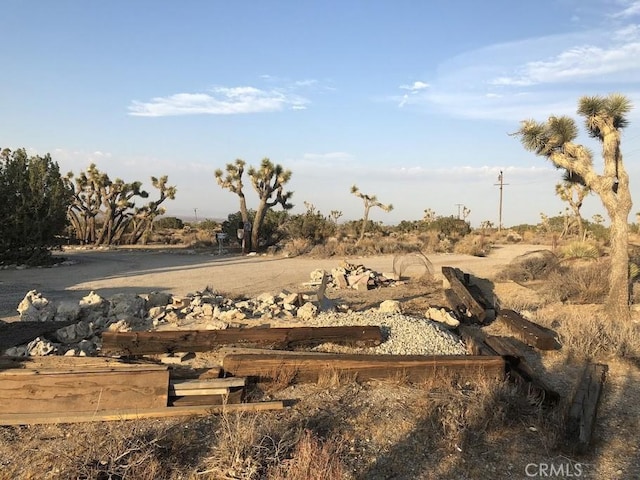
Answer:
0;368;169;414
498;309;561;350
0;401;285;425
457;325;499;356
566;363;608;454
101;326;383;355
223;352;505;384
170;377;246;389
483;335;561;405
441;267;487;323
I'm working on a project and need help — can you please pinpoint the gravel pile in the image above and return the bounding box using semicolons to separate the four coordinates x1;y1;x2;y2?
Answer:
305;310;468;356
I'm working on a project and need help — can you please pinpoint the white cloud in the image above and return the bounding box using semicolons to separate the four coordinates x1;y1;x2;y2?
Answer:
610;0;640;18
398;80;430;107
129;86;309;117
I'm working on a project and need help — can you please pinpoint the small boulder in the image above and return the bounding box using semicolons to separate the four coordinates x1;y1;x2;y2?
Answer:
379;300;402;314
297;302;318;320
425;307;460;328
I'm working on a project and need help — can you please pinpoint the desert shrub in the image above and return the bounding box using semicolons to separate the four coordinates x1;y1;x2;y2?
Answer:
154;216;184;230
417;231;440;253
496;250;560;282
283;210;336;245
222;209;288;248
197;218;220;231
0;148;72;265
423;216;471;238
553;309;640;359
544;258;609;304
559;240;602;259
282;237;314;257
453;234;491;256
504;230;523;243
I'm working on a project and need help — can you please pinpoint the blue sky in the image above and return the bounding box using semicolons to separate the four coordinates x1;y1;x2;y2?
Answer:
2;0;640;227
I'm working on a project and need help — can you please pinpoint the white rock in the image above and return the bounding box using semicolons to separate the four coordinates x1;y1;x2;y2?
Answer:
379;300;402;314
425;307;460;328
17;290;55;322
297;302;318;320
79;291;105;309
27;337;57;356
256;293;276;305
310;269;326;282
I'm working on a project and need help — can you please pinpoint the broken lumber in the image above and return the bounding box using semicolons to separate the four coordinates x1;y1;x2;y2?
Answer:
223;352;505;384
457;326;560;404
101;326;383;355
566;363;608;454
0;401;285;425
441;267;488;323
498;309;561;350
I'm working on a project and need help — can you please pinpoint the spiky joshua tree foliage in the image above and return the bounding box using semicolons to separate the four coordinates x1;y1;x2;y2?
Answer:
215;158;293;251
515;93;633;322
350;185;393;244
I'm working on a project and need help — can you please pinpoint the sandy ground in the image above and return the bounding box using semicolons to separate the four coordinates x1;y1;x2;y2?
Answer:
0;243;547;322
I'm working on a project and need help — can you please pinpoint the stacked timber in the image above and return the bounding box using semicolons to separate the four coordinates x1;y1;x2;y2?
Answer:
0;357;283;425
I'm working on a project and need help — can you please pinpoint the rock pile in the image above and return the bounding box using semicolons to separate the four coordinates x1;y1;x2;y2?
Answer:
309;261;402;291
6;286;466;358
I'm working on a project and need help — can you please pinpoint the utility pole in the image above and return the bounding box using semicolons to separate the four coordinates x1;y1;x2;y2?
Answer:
455;203;463;219
494;171;509;231
194;208;198;224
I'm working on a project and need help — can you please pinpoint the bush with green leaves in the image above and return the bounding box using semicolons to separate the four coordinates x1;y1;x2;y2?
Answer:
423;216;471;238
154;216;184;230
282;204;336;244
0;148;72;265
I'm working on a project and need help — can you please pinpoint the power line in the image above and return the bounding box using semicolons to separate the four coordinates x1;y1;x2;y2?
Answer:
494;171;509;231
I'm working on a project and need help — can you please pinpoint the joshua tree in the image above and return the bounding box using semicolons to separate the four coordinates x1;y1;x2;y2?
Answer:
248;158;294;250
351;185;393;244
514;93;633;322
423;208;436;224
215;159;249;226
65;164;175;245
555;177;590;239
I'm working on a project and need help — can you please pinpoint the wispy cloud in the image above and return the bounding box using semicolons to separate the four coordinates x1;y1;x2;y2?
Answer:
398;80;430;107
610;0;640;18
394;2;640;121
129;86;309;117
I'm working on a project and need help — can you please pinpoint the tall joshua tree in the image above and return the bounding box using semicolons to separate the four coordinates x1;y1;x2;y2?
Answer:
351;185;393;244
514;93;633;322
215;159;249;225
215;158;293;251
248;158;294;249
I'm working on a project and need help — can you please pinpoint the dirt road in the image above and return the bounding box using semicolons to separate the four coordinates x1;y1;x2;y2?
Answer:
0;244;547;321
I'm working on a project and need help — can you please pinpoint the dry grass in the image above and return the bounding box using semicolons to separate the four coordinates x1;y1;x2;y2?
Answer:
453;233;491;257
551;308;640;360
544;259;610;304
266;430;348;480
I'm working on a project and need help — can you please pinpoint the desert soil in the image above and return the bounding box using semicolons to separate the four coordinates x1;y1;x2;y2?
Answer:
0;243;543;322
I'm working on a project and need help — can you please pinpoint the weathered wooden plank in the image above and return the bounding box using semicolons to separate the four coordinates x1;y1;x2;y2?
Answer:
0;355;165;374
484;335;561;405
0;401;285;425
101;326;383;355
223;353;505;384
498;309;561;350
457;325;499;356
170;388;244;406
170;387;230;396
0;368;169;414
567;363;608;454
441;267;487;323
170;377;246;389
